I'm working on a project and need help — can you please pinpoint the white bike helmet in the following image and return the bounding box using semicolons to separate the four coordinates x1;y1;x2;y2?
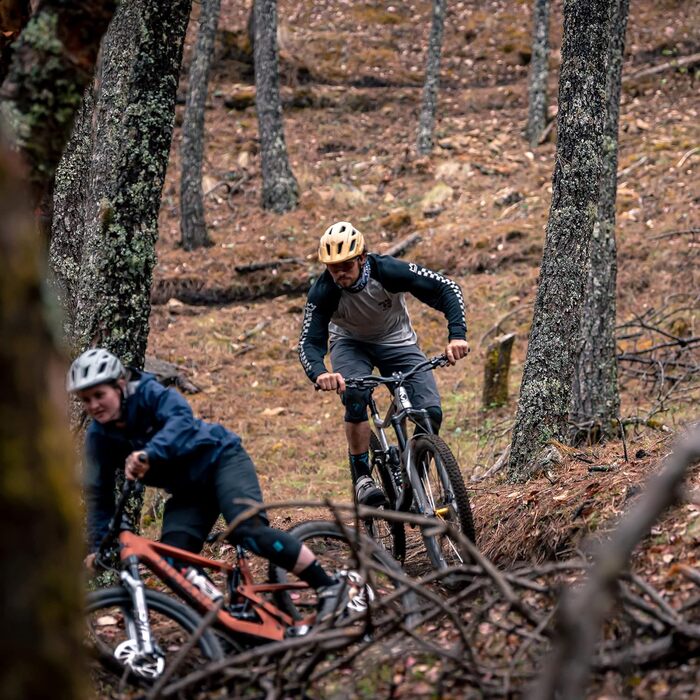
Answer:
67;348;125;392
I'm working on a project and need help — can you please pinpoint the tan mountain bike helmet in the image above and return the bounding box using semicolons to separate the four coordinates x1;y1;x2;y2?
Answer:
318;221;366;263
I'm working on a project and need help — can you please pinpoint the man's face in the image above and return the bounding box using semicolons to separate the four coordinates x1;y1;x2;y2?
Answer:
326;255;364;288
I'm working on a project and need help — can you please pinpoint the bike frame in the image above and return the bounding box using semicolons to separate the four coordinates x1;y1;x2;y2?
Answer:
116;531;310;644
354;355;453;520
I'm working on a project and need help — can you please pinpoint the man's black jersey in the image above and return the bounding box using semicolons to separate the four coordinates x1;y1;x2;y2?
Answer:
299;253;467;381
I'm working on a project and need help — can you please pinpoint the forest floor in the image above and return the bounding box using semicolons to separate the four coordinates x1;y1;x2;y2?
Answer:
133;0;699;697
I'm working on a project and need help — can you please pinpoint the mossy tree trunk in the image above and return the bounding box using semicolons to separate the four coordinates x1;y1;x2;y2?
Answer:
253;0;298;213
0;0;116;212
571;0;629;445
180;0;220;251
0;109;85;700
508;0;611;482
416;0;446;155
525;0;551;148
52;0;191;368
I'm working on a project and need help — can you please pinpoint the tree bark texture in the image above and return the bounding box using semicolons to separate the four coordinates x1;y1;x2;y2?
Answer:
0;131;85;700
253;0;298;213
525;0;550;148
571;0;629;444
416;0;446;155
508;0;611;482
180;0;220;251
54;0;191;368
48;85;95;342
0;0;116;208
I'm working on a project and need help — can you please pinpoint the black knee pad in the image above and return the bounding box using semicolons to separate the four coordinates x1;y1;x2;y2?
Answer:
341;386;371;423
230;519;301;571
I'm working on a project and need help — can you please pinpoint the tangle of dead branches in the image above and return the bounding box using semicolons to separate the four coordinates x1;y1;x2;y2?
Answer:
94;431;700;699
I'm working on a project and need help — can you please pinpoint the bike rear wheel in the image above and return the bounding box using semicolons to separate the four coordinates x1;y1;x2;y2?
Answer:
412;434;476;577
86;587;223;686
268;520;418;628
364;433;407;562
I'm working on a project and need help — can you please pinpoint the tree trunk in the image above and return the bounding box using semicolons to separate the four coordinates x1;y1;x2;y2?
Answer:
571;0;629;445
253;0;298;213
0;0;116;210
416;0;446;155
64;0;191;367
508;0;611;482
482;333;516;409
48;85;96;342
180;0;221;251
525;0;551;148
0;99;85;700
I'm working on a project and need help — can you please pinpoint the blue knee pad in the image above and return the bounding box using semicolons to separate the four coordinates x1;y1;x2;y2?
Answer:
341;386;371;423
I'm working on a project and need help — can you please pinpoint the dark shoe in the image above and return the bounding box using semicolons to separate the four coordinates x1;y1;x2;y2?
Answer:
354;475;387;507
316;577;350;623
316;571;372;623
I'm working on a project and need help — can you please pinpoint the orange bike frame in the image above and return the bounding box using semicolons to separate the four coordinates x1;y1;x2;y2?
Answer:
118;531;311;642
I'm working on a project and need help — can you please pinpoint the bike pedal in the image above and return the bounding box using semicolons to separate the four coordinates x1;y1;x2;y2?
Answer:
286;624;311;638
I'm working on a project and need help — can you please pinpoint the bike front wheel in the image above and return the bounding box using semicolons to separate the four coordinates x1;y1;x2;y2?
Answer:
364;432;407;562
411;434;476;576
268;520;418;628
86;586;224;686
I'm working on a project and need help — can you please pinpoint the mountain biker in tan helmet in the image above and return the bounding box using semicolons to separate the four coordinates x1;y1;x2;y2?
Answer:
299;221;470;506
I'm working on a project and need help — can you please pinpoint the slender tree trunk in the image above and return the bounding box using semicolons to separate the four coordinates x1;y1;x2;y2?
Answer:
0;0;116;211
508;0;611;482
571;0;629;444
253;0;298;213
525;0;551;147
416;0;446;155
66;0;191;368
180;0;221;251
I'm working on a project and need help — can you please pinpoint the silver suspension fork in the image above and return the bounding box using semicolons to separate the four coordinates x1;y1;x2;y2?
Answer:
120;563;157;656
115;559;165;679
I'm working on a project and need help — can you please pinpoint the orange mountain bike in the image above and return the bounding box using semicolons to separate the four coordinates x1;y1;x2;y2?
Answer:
86;481;416;685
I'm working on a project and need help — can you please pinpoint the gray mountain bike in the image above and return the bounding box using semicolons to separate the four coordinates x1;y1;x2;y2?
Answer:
343;354;475;577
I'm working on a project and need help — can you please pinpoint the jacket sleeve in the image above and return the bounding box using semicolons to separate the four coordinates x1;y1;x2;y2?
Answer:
298;278;337;382
375;255;467;340
141;381;202;464
84;432;117;552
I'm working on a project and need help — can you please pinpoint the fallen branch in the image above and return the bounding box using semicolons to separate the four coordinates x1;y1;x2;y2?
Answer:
234;257;305;274
623;52;700;83
649;227;700;241
382;232;422;258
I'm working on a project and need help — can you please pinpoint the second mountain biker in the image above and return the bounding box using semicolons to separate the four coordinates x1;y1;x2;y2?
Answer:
298;221;470;506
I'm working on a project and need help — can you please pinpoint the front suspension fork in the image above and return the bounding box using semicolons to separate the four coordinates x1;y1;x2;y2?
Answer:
120;556;158;657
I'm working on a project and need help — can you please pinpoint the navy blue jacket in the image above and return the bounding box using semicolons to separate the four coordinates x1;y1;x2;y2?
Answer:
85;370;239;551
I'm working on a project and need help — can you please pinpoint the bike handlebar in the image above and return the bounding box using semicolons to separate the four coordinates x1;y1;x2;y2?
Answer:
343;353;450;390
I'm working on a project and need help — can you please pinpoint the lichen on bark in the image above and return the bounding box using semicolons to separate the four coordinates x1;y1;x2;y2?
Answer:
508;0;611;482
571;0;629;444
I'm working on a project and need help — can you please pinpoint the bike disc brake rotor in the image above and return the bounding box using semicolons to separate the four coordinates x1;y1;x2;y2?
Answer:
114;640;165;679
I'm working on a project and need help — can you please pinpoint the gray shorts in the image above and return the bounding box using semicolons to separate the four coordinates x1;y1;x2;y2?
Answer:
330;339;441;422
